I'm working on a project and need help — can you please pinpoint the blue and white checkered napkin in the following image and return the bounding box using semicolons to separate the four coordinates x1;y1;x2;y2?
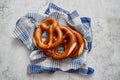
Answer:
13;3;94;75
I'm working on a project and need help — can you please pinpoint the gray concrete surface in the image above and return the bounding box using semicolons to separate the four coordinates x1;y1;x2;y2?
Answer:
0;0;120;80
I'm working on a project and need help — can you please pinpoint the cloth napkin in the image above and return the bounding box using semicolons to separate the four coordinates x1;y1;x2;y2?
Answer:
13;3;94;75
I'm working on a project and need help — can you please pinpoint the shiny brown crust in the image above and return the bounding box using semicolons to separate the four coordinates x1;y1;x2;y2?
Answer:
33;18;62;50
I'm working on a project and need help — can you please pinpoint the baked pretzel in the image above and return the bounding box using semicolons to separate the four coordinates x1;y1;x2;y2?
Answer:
44;26;77;60
66;27;85;58
33;18;62;50
52;27;85;58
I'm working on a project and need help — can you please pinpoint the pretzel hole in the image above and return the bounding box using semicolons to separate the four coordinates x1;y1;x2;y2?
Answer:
42;31;48;42
57;45;65;53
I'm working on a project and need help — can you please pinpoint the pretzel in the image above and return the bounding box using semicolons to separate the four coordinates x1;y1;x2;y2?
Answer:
33;18;62;50
33;18;85;60
44;26;77;60
66;27;85;58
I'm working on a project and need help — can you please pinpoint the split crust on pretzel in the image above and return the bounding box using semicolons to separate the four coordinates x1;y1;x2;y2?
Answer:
66;27;85;58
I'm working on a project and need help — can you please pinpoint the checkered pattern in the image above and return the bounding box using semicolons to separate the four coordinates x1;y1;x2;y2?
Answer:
13;3;94;75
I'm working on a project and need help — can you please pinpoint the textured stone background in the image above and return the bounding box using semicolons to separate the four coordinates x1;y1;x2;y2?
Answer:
0;0;120;80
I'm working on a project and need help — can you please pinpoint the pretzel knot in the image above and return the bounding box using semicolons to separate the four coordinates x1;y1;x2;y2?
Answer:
33;18;62;50
33;18;85;60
